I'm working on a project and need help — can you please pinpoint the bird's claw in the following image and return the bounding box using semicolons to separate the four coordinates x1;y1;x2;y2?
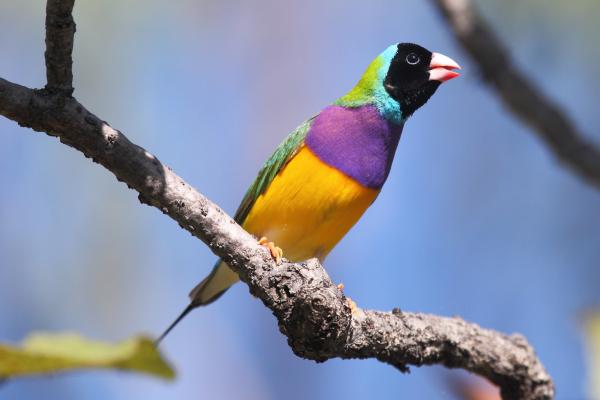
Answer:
258;236;283;264
345;297;358;314
336;282;357;314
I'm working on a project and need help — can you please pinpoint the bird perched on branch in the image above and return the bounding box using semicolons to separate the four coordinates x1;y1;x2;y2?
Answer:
157;43;460;343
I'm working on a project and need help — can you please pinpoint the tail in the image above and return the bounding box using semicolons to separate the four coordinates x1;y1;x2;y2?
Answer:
155;261;240;345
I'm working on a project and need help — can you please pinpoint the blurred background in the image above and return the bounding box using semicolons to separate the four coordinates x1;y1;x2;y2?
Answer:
1;0;600;398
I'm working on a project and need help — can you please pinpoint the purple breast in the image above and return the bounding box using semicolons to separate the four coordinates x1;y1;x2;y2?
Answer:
305;105;404;189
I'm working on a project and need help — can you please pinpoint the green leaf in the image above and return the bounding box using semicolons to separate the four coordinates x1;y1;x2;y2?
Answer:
0;333;175;380
584;313;600;400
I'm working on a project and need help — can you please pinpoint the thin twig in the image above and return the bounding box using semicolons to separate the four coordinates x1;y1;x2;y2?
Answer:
432;0;600;188
45;0;76;94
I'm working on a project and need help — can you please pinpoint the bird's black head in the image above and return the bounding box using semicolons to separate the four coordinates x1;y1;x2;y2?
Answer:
384;43;460;118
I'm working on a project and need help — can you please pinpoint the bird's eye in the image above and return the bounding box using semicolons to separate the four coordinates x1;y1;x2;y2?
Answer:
406;53;420;65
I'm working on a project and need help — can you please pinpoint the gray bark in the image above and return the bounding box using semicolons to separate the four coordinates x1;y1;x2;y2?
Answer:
45;0;76;94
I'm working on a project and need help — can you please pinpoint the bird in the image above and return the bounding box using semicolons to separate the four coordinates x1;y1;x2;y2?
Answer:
157;43;460;343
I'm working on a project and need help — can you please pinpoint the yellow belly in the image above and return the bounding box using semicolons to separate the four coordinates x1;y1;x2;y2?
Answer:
242;145;379;261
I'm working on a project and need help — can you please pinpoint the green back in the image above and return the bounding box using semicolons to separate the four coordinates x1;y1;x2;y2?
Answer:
233;116;315;224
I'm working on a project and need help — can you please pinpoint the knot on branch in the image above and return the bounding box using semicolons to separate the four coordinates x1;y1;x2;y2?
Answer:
259;259;351;361
284;286;351;361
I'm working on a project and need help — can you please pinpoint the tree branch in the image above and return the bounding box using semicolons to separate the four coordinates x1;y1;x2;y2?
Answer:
0;1;555;399
45;0;76;94
431;0;600;188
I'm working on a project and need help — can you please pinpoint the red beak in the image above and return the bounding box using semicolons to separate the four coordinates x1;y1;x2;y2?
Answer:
429;52;461;82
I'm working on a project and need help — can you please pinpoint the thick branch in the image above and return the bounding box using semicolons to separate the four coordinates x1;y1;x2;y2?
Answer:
432;0;600;188
0;78;554;399
45;0;76;94
0;1;555;398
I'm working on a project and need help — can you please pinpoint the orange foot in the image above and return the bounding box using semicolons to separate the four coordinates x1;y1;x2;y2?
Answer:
345;297;358;314
336;283;358;314
258;236;283;264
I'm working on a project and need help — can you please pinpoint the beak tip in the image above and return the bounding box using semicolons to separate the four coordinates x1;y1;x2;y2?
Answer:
429;51;461;82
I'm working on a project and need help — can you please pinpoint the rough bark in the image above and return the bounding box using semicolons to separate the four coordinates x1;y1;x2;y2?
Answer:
0;1;555;399
45;0;76;94
432;0;600;188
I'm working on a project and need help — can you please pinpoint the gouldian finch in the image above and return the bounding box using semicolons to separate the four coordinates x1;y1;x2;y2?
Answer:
158;43;460;342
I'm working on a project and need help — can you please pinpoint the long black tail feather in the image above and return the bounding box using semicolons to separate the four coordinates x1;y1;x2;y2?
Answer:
155;303;196;346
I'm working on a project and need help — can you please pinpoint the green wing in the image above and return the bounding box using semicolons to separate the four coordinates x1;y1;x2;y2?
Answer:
233;116;315;224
